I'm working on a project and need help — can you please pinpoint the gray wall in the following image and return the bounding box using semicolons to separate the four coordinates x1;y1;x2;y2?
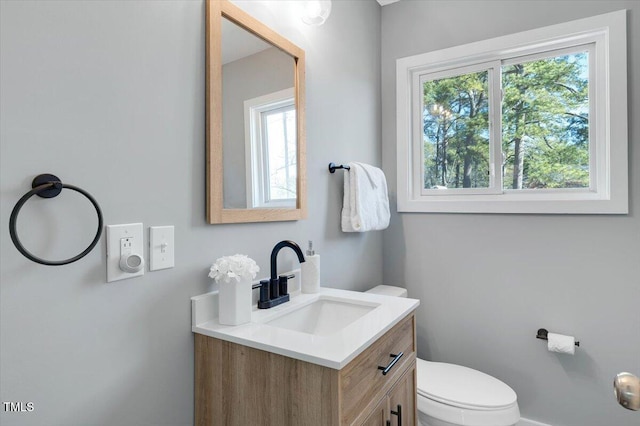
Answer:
0;1;381;425
381;1;639;425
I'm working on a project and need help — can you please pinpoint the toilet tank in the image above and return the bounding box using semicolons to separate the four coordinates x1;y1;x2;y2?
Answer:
366;285;408;298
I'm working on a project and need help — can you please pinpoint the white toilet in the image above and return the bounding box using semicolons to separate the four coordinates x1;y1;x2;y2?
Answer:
366;285;520;426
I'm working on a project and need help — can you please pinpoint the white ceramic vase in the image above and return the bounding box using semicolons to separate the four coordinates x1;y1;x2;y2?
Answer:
218;277;252;326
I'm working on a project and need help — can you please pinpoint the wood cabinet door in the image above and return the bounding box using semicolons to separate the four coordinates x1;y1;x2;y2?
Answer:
388;363;417;426
359;395;389;426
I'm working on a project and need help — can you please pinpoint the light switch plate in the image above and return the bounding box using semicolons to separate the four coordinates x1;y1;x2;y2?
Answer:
150;226;174;271
106;223;144;282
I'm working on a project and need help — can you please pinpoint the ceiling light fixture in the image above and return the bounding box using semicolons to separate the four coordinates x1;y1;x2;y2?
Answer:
300;0;332;26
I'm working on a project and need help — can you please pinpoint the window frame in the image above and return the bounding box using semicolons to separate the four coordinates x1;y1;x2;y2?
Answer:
500;44;596;195
396;10;628;214
416;61;501;196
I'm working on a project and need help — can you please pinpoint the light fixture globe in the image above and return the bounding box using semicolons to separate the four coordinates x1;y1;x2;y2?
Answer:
301;0;332;26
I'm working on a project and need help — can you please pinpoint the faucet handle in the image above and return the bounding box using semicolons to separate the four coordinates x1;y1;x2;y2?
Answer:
256;280;270;304
278;274;295;296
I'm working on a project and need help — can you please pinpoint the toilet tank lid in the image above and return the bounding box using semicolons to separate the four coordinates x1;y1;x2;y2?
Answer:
365;285;408;298
416;359;518;410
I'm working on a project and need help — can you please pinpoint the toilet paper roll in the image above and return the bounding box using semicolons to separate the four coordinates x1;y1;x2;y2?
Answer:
547;332;576;355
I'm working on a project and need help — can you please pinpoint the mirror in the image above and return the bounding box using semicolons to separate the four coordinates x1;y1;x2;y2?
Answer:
206;0;306;224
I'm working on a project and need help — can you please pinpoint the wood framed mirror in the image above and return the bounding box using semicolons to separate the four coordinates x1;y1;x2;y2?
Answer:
206;0;306;224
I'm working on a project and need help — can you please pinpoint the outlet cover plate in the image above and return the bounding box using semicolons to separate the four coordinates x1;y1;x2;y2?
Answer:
106;223;144;282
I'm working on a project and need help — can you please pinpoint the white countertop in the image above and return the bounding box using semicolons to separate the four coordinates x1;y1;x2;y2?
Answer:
191;287;419;370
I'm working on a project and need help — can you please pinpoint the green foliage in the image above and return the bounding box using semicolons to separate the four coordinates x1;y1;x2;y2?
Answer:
502;52;589;189
422;71;490;189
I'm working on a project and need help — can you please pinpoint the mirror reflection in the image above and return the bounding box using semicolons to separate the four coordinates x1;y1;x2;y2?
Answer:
222;17;296;209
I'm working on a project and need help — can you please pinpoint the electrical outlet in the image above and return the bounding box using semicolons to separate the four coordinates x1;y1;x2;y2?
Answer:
106;223;144;282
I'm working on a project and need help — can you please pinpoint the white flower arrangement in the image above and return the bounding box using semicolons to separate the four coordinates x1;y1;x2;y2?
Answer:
209;254;259;284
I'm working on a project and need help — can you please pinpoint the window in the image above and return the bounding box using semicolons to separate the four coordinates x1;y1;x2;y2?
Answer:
397;10;628;214
244;88;297;208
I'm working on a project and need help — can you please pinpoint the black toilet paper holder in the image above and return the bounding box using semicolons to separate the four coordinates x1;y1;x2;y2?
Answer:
536;328;580;347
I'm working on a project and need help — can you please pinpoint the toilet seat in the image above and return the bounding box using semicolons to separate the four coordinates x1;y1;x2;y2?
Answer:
417;394;520;426
416;359;519;426
416;359;518;410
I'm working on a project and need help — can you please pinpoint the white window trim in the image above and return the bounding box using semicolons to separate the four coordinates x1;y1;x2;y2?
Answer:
243;87;296;209
396;10;628;214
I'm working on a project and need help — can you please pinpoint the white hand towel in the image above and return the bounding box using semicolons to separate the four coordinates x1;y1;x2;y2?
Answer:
341;169;356;232
341;162;390;232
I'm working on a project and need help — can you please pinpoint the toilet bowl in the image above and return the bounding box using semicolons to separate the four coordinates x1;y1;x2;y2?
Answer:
365;286;520;426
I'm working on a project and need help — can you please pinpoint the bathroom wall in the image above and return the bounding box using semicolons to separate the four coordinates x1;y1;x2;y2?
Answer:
0;1;381;425
381;1;639;425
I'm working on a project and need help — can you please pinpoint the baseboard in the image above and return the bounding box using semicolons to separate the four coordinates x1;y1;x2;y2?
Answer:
519;418;553;426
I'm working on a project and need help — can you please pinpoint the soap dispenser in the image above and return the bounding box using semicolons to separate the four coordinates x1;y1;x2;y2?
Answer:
301;240;320;293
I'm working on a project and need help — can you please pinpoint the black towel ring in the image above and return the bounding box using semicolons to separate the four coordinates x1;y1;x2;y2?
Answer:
9;174;103;266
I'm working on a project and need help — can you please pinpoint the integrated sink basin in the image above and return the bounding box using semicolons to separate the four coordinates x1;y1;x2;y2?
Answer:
264;297;380;336
192;286;419;369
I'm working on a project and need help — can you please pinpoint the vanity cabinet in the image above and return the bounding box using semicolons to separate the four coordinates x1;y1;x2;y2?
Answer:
194;313;417;426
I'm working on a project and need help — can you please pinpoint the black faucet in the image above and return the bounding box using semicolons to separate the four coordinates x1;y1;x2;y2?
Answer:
257;240;306;309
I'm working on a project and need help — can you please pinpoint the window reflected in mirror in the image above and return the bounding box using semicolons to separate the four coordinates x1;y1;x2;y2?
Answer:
244;88;297;208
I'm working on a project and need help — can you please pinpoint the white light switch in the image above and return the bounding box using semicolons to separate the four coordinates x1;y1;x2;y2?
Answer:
106;223;145;283
150;226;174;271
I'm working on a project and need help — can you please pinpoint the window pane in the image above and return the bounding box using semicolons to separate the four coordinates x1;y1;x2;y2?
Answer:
264;107;296;201
502;51;589;190
422;70;490;189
